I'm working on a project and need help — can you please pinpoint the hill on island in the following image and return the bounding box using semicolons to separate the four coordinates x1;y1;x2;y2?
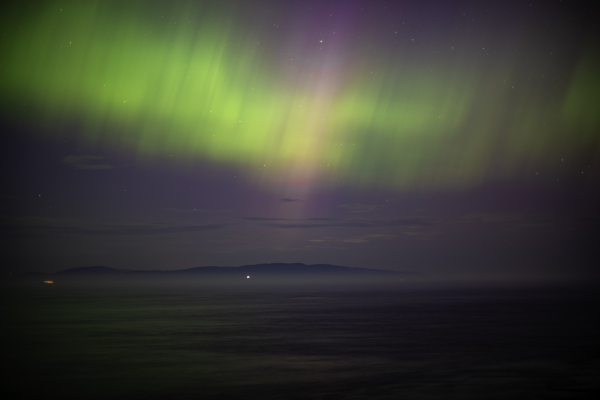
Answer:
14;263;422;286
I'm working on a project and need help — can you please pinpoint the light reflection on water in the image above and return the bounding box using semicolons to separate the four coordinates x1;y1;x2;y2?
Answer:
3;285;599;399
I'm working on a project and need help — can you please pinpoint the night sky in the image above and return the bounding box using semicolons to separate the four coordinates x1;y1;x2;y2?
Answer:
1;0;598;281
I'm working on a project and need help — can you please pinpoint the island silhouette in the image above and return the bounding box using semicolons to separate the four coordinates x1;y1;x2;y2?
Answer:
13;263;421;285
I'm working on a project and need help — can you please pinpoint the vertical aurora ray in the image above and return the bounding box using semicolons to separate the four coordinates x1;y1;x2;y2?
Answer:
1;1;598;190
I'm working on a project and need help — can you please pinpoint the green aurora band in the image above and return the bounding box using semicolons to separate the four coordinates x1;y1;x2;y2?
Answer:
1;1;598;189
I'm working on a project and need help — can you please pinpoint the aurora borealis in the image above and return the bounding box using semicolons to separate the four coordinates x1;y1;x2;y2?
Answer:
1;0;598;279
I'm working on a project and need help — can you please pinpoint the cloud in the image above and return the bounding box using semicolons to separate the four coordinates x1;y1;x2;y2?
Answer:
164;208;207;213
77;223;230;236
262;217;427;229
460;212;566;229
240;217;288;221
402;230;441;240
309;234;396;244
340;238;371;243
63;155;112;170
338;203;386;213
280;198;301;202
0;217;232;236
263;222;334;229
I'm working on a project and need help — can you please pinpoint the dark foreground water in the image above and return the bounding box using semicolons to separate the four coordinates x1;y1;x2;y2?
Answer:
2;283;599;399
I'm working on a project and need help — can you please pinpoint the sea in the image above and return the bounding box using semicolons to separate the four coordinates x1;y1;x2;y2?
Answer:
2;281;599;399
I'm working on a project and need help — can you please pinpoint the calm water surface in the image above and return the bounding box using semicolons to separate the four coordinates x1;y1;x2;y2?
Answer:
3;283;599;399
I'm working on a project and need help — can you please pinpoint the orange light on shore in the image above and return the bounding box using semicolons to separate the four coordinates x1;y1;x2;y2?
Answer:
44;281;54;284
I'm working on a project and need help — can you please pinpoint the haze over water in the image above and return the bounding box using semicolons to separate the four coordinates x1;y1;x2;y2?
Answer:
4;281;599;399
